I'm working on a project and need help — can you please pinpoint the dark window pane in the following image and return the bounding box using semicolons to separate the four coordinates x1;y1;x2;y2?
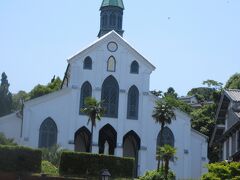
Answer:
80;82;92;111
101;76;119;118
127;86;139;119
83;57;92;70
39;118;57;148
130;61;139;74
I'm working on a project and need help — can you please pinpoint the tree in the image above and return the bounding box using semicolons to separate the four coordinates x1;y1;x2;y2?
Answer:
164;87;178;99
29;76;62;99
81;97;104;152
0;72;13;117
152;99;176;171
225;73;240;89
203;79;223;90
160;144;177;180
12;90;29;111
156;146;163;172
150;90;163;97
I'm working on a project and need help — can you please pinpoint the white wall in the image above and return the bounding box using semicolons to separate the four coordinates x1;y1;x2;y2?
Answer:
0;113;22;144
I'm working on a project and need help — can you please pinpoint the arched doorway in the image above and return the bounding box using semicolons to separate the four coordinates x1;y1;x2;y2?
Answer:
74;127;91;152
98;124;117;155
123;130;141;177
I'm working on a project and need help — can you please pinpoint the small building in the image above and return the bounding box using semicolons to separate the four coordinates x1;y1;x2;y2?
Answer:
210;89;240;161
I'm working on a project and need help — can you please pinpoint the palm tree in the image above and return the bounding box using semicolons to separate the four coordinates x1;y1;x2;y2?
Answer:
81;97;104;153
152;99;175;171
156;146;163;172
160;144;177;179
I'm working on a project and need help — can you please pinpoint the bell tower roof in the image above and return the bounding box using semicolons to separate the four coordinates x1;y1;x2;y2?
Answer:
101;0;124;9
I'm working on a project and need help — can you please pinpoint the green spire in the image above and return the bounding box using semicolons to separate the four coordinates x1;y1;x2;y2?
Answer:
101;0;124;9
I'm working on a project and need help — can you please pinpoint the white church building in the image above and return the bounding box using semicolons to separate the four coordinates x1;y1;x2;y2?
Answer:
0;0;208;179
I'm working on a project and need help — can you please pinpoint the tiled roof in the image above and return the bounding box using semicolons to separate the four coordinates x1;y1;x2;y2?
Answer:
101;0;124;9
225;89;240;102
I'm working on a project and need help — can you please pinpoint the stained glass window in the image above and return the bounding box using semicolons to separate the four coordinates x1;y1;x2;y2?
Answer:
107;56;116;72
127;86;139;119
101;76;119;118
80;81;92;111
38;118;57;148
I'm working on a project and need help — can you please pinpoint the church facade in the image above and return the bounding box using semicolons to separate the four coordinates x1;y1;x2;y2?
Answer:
0;0;209;179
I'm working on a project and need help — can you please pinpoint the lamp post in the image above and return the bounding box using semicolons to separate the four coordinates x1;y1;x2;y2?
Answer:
101;169;111;180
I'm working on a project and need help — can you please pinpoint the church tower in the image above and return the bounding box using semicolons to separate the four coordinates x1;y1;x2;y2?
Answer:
98;0;124;38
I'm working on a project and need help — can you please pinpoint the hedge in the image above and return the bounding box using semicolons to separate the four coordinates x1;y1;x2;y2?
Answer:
0;145;42;173
59;152;135;178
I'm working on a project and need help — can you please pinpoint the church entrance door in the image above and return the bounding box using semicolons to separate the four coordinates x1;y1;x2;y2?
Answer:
74;127;91;152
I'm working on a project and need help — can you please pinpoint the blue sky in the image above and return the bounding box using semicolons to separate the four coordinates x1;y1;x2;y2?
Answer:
0;0;239;96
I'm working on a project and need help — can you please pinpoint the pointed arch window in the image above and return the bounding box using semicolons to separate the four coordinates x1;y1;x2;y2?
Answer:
83;56;92;70
157;127;175;147
118;16;122;29
107;56;116;72
130;61;139;74
127;86;139;119
39;118;57;148
80;81;92;111
101;76;119;118
102;14;108;27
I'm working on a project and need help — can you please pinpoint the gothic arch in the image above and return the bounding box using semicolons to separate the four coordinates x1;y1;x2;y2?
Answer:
74;126;91;152
101;75;119;118
38;117;58;148
123;130;141;177
107;56;116;72
127;85;139;119
157;127;175;147
80;81;92;110
98;124;117;155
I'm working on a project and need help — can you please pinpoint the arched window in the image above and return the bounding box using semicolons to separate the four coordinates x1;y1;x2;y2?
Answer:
83;56;92;70
110;13;116;26
38;118;57;148
102;14;108;27
80;81;92;110
101;76;119;118
130;61;139;74
127;86;139;119
118;16;122;29
157;127;175;147
107;56;116;72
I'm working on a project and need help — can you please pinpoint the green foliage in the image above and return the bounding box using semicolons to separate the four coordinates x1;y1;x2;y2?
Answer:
202;162;240;180
187;87;215;102
0;145;42;173
225;73;240;89
164;95;193;114
12;90;29;111
29;76;62;99
139;170;175;180
203;80;223;90
151;90;163;97
41;144;63;167
191;104;216;137
152;100;176;128
0;133;17;146
59;152;135;178
41;160;58;176
0;72;13;117
164;87;178;99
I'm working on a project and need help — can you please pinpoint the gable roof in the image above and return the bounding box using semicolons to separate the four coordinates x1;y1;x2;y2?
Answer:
67;31;156;72
225;89;240;102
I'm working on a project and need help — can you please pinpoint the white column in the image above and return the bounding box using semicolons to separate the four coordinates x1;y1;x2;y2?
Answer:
138;149;147;176
229;137;232;157
114;145;123;157
223;141;226;160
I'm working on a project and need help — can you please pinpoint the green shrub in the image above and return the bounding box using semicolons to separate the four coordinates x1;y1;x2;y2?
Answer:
41;144;63;167
0;133;17;146
139;170;175;180
202;162;240;180
59;152;134;178
41;160;58;176
0;145;42;173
